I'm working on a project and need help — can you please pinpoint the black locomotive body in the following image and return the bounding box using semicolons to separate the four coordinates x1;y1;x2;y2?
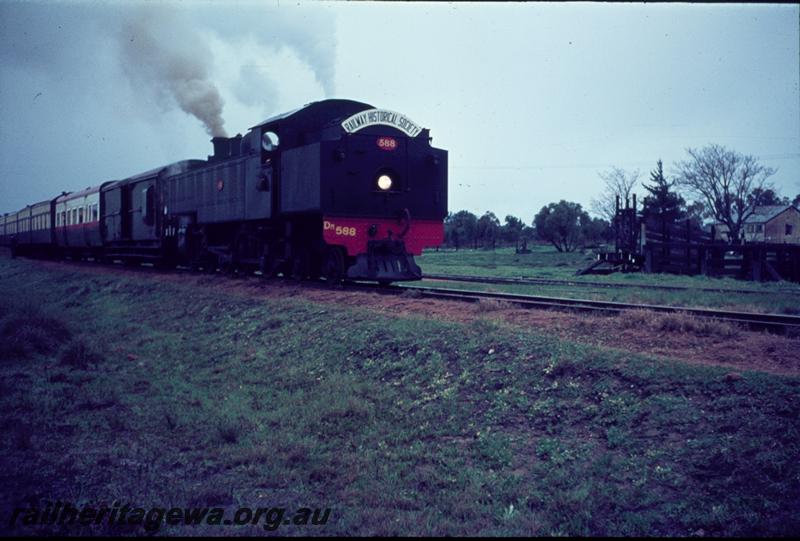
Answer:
0;99;448;283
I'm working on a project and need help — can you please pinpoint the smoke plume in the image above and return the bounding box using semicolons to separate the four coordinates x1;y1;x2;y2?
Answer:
119;8;227;137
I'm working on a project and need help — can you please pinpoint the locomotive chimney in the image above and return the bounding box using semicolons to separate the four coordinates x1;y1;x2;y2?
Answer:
211;137;231;161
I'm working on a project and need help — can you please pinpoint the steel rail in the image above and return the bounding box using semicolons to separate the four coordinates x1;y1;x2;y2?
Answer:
423;273;800;296
357;283;800;333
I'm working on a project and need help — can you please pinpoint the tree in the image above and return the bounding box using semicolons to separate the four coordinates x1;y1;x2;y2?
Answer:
444;210;478;250
591;167;642;223
583;217;613;246
517;224;535;252
685;200;709;224
477;211;501;249
533;200;591;252
747;187;789;207
794;194;800;208
641;159;685;225
501;215;525;246
674;144;776;243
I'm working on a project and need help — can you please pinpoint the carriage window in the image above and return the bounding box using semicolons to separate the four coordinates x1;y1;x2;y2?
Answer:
79;208;84;224
142;186;155;225
93;204;98;221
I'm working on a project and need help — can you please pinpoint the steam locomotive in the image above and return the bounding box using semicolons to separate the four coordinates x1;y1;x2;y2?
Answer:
0;99;448;283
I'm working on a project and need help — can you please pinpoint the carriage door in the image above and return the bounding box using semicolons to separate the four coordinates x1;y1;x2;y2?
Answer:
121;185;132;240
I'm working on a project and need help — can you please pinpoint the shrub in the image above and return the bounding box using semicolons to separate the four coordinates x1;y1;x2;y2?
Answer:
401;288;423;299
59;340;103;369
0;310;71;360
618;309;739;338
474;298;512;313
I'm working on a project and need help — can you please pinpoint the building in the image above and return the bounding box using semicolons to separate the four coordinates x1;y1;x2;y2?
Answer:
715;205;800;244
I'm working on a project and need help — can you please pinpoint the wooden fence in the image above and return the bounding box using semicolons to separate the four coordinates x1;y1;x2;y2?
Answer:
642;219;800;282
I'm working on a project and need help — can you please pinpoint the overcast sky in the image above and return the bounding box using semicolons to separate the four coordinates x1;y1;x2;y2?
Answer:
1;1;798;222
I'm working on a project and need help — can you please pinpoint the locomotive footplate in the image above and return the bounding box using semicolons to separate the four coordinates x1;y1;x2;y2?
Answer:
346;239;422;282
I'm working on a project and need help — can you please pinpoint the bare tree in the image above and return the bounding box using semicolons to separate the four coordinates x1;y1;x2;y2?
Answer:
591;167;641;222
673;144;776;243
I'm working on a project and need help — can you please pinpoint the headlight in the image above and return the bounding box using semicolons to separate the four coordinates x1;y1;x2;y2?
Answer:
377;174;393;191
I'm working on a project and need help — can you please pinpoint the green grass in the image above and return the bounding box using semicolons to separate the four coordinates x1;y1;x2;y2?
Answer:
1;256;800;536
419;245;597;280
417;246;800;313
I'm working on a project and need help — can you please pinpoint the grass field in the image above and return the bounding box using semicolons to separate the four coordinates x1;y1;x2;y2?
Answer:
1;256;800;535
416;246;800;313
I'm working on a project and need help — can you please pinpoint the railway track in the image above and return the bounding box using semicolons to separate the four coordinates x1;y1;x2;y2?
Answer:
7;253;800;334
362;282;800;334
423;273;800;296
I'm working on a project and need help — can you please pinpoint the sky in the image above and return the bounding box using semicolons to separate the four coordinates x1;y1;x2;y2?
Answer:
1;1;798;223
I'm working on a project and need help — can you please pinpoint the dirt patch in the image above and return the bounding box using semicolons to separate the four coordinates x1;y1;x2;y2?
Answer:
19;258;800;377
